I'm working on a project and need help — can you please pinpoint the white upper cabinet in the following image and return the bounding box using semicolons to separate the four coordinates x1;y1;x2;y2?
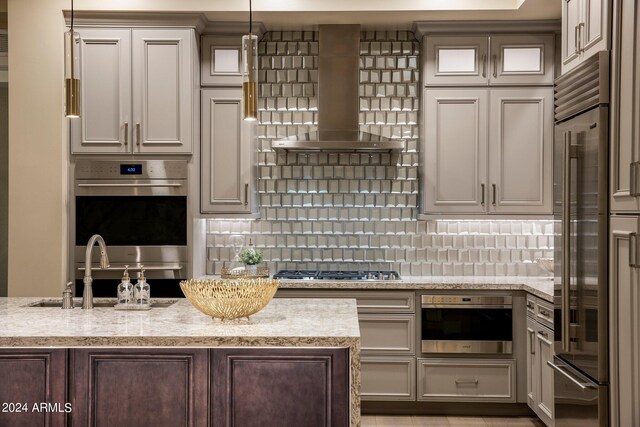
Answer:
423;88;553;216
424;89;489;213
561;0;610;75
132;29;194;154
425;34;555;86
425;36;490;86
489;35;555;85
71;27;195;155
71;28;131;154
201;87;256;215
611;0;640;213
488;88;553;214
201;35;243;86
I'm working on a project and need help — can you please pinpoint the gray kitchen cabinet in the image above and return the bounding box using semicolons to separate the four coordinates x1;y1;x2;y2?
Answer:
609;216;640;427
275;289;417;401
359;314;415;355
526;295;554;427
488;88;553;214
71;28;131;154
489;35;555;86
423;87;553;215
132;29;194;154
423;88;488;214
561;0;609;75
526;316;538;410
201;87;256;215
417;358;517;403
71;27;195;155
425;36;489;86
425;35;555;86
610;0;640;213
201;35;243;86
361;357;416;401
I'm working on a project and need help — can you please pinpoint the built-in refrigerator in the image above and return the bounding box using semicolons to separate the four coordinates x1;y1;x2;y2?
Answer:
552;51;610;426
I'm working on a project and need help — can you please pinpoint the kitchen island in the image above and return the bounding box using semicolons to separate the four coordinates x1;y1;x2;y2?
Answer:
0;297;361;427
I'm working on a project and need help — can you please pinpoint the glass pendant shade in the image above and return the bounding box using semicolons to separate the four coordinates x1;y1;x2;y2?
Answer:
64;29;80;118
242;34;258;121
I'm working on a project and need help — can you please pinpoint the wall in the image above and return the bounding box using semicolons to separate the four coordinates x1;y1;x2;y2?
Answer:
204;30;554;277
0;86;6;296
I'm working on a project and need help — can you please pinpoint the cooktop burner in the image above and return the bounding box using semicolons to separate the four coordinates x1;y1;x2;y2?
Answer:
272;270;320;280
273;270;401;281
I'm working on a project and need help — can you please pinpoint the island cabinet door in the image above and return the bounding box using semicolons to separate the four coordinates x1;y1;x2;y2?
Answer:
0;349;67;427
70;348;208;427
211;348;350;427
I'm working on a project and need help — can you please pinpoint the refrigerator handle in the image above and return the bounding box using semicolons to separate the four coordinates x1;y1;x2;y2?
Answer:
547;359;596;390
562;131;574;353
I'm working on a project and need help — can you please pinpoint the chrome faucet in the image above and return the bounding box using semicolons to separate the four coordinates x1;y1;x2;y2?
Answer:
83;234;110;309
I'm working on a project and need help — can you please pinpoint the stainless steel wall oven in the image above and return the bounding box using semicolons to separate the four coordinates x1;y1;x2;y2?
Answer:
421;295;513;354
73;160;188;298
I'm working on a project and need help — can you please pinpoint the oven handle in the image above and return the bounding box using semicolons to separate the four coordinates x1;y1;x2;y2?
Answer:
77;183;183;188
78;265;183;272
421;304;513;309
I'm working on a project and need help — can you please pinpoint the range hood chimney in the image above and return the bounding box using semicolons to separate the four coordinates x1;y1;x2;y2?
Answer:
272;25;406;153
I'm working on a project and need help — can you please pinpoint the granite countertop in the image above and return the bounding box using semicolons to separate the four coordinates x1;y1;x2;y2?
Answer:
276;276;555;302
0;297;361;348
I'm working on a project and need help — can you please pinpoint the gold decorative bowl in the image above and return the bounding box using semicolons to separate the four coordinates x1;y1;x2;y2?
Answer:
180;278;280;320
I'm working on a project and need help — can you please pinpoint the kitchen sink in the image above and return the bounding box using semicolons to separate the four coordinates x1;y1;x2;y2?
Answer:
24;299;179;309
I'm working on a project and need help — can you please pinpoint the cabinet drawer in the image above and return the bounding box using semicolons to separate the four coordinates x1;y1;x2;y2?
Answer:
360;314;415;355
417;358;516;402
361;357;416;401
526;294;537;317
275;290;415;313
536;299;554;330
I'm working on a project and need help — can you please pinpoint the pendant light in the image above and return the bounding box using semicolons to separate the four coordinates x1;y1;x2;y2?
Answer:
242;0;258;121
64;0;80;118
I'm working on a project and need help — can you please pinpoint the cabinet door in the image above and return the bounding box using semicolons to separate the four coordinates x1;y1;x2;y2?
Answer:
581;0;609;61
489;35;555;85
536;324;554;427
132;29;194;154
526;317;538;411
424;36;489;86
561;0;583;74
71;348;208;427
0;349;67;427
201;35;243;86
488;88;553;214
611;0;640;213
423;89;488;214
201;87;254;214
211;348;349;427
610;216;640;427
359;314;415;355
71;28;131;154
361;357;416;401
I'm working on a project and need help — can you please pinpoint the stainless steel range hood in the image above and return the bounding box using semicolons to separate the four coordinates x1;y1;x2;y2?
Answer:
272;25;406;153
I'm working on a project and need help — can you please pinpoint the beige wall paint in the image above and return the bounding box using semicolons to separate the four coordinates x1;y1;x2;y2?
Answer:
8;0;68;296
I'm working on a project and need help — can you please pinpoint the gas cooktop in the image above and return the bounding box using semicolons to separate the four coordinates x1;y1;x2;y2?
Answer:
273;270;401;281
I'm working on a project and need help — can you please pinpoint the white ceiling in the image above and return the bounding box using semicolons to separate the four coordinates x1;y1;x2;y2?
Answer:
203;0;561;29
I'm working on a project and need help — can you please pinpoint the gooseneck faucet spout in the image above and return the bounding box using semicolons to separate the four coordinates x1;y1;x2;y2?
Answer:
83;234;110;309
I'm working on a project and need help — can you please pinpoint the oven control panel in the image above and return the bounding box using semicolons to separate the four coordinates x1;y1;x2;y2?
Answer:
75;160;188;180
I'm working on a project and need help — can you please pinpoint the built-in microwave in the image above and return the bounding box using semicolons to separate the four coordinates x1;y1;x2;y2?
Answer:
421;295;513;354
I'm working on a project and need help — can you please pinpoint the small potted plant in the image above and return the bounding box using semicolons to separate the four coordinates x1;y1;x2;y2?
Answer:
238;241;263;275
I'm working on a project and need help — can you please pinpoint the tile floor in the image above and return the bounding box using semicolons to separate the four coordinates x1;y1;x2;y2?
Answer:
361;415;545;427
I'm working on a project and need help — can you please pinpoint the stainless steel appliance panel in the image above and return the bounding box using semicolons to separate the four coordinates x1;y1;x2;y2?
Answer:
550;356;608;426
421;295;513;355
554;106;609;383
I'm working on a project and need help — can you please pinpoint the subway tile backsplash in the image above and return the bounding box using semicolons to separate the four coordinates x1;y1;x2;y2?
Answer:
205;30;554;277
